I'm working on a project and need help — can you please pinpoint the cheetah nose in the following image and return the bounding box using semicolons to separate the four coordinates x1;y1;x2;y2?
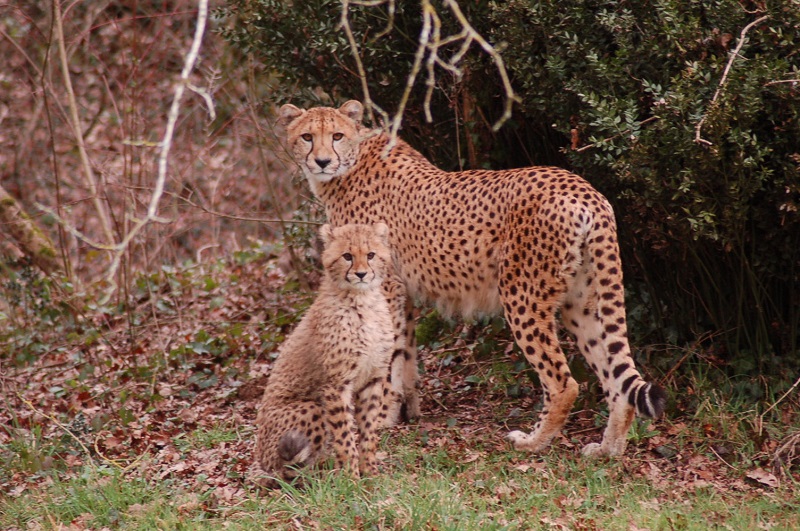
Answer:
355;271;367;280
315;158;331;169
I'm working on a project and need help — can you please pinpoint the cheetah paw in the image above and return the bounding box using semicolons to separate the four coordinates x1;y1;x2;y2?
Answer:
581;442;604;457
581;441;625;458
506;430;548;452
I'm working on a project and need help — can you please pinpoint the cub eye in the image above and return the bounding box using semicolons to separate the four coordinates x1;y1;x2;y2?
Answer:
301;133;313;142
367;252;375;260
342;253;353;262
332;132;344;141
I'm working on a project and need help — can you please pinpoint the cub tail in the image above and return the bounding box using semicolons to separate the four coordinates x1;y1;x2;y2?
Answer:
278;429;313;468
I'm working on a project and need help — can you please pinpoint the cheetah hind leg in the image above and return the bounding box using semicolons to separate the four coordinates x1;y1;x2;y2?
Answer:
504;304;580;453
561;242;667;457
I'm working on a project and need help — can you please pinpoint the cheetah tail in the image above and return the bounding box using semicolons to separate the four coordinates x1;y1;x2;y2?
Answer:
631;381;668;419
277;429;313;467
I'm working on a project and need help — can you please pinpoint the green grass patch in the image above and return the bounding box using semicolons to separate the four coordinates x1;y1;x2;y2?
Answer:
3;430;798;530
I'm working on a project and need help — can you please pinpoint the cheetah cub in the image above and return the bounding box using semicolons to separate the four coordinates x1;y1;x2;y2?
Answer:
250;223;397;488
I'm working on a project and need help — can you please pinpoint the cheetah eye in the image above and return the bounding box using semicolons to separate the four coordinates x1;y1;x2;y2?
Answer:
342;253;353;262
301;133;313;142
332;132;344;141
367;252;375;260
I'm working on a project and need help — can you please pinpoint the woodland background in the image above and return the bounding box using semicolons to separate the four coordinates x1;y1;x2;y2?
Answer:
1;1;799;529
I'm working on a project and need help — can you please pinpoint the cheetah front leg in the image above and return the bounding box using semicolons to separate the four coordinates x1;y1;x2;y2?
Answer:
354;376;385;476
322;385;360;477
382;274;420;424
401;296;420;420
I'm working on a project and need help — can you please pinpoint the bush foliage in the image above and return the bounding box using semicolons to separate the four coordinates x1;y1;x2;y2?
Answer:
220;0;800;372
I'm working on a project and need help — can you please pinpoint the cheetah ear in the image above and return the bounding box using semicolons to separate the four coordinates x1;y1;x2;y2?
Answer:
373;222;389;243
278;104;305;127
338;100;363;123
319;224;334;246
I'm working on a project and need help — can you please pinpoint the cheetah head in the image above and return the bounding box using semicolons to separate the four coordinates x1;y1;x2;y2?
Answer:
319;223;391;291
279;101;366;189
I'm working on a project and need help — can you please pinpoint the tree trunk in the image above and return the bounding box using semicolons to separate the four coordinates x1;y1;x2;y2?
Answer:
0;184;63;275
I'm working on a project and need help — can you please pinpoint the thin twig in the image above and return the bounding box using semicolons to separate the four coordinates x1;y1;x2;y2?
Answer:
709;444;737;470
764;78;800;87
759;373;800;422
130;186;323;226
245;60;313;290
695;15;769;146
93;439;151;471
381;0;434;154
52;0;115;247
441;0;520;132
340;0;384;127
18;394;97;467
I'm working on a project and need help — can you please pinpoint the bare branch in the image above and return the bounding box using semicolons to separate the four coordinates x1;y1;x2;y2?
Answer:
97;0;212;303
340;0;520;150
695;15;769;146
441;0;520;131
340;0;386;127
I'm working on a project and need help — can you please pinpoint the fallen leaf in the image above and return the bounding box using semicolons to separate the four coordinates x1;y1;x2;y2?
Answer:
746;468;779;488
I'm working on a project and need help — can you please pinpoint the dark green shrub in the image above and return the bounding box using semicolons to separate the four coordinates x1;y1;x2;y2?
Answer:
219;0;799;373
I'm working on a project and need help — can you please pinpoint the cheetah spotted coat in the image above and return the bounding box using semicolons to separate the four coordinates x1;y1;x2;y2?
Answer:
279;101;666;457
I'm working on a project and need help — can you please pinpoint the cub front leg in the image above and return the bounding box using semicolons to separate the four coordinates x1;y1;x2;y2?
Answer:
323;385;360;477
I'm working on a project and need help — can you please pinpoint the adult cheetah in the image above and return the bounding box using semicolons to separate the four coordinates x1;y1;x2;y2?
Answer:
278;100;666;457
251;223;400;487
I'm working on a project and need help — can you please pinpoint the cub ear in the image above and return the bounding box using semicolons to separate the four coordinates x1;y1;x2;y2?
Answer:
278;104;305;127
319;224;334;246
373;222;389;243
338;100;364;123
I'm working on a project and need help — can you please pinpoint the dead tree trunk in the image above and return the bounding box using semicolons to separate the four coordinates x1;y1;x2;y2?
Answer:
0;184;63;276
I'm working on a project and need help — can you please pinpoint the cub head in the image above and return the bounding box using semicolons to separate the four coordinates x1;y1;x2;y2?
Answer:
278;100;366;189
318;223;391;291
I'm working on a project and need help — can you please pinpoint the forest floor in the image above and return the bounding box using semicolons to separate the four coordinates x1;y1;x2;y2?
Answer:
1;249;799;530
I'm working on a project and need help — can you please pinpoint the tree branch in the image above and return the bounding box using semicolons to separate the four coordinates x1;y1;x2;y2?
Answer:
695;15;769;146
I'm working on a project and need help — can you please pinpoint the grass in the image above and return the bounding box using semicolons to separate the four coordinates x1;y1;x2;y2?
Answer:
2;430;798;531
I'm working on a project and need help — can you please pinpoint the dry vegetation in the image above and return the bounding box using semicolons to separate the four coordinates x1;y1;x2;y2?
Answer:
1;1;301;285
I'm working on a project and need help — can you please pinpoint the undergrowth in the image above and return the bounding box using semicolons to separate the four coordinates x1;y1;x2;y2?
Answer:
2;248;799;530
